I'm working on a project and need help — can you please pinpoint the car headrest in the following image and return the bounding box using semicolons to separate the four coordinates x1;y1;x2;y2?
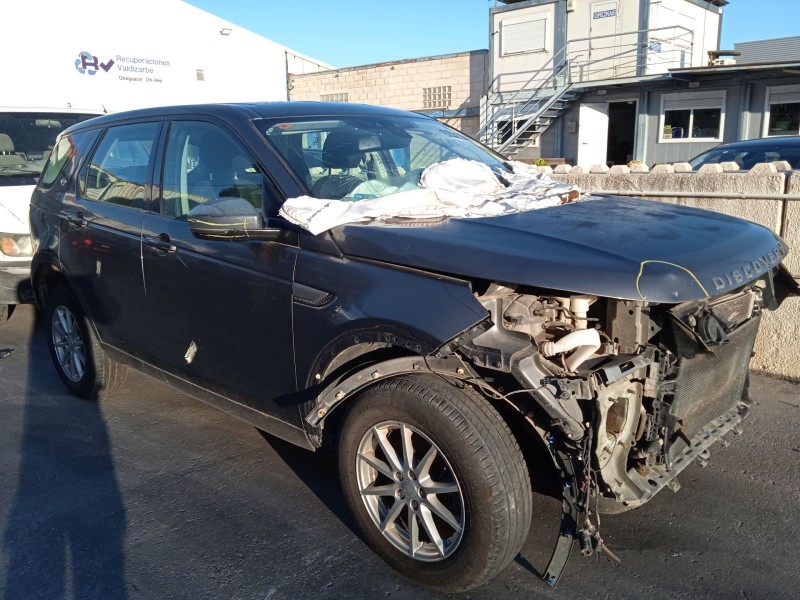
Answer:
0;134;14;153
322;129;363;170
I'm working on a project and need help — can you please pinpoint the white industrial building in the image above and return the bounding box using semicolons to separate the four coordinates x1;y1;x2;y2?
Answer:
2;0;330;113
481;0;729;165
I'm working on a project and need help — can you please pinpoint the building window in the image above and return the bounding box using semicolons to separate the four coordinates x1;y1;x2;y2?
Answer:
320;93;348;103
767;103;800;136
422;86;451;109
660;91;725;142
764;86;800;136
500;17;547;55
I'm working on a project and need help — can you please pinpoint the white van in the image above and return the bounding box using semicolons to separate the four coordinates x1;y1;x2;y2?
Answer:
0;107;102;323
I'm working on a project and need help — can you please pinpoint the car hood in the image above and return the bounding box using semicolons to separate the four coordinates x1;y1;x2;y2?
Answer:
330;195;789;303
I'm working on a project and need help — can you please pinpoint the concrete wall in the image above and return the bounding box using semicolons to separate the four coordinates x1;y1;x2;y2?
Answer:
544;162;800;380
288;51;487;136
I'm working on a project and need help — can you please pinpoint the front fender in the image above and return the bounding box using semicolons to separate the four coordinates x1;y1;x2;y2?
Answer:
305;355;477;427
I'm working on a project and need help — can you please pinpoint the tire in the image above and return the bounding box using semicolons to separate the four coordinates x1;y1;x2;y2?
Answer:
0;303;14;327
338;374;532;592
45;286;127;399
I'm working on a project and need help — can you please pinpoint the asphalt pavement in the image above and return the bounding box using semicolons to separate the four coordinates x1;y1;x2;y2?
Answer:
1;304;799;600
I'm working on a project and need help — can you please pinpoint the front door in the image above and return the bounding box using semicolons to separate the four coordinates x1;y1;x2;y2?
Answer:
589;1;620;79
140;119;299;422
577;103;609;167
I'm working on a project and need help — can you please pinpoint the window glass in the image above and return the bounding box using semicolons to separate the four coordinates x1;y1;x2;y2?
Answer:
40;136;74;186
662;108;721;141
767;103;800;136
160;121;264;219
81;122;159;208
663;110;690;139
0;111;98;179
259;115;509;201
692;108;721;138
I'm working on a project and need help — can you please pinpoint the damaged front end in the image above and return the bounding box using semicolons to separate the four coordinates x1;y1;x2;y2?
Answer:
447;266;796;584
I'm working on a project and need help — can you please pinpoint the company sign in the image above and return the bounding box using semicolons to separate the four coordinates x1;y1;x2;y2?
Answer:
74;50;171;84
593;9;617;19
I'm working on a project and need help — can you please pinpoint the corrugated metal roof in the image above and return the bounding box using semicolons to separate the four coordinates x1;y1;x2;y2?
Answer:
735;36;800;65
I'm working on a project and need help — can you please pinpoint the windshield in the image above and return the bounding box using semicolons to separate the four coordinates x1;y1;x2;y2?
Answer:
258;114;511;200
689;142;800;170
0;111;99;182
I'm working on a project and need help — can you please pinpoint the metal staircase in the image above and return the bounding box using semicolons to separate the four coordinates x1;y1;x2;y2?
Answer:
479;25;697;159
478;47;576;159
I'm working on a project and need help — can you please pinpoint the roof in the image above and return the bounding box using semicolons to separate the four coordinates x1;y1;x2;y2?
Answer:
711;136;800;148
669;61;800;78
65;101;424;131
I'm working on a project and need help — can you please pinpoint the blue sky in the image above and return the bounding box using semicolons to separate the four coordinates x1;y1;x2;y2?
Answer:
184;0;796;68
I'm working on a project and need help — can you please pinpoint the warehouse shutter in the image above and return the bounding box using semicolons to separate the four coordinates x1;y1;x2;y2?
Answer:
501;18;547;55
663;91;725;111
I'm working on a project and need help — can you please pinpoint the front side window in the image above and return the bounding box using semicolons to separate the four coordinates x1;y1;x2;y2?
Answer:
661;92;724;142
160;121;265;219
259;114;510;201
81;122;159;208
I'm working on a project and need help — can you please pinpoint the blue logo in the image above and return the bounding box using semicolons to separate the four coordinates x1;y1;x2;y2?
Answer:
75;51;115;75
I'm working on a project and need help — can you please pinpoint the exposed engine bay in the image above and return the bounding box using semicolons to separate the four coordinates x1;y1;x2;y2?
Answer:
462;279;768;511
444;272;787;583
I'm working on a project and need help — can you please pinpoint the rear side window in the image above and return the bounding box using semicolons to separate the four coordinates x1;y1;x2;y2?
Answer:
80;122;160;208
39;136;74;187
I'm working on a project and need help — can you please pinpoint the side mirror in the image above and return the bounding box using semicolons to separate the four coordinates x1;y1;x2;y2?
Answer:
187;197;278;241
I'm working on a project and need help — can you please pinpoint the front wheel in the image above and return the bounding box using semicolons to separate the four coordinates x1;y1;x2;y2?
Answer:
338;374;532;592
45;286;127;399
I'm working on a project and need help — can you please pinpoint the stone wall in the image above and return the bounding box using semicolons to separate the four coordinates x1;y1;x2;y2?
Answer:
540;161;800;380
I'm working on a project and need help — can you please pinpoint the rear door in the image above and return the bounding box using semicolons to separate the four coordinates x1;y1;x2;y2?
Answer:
60;121;162;352
140;119;299;421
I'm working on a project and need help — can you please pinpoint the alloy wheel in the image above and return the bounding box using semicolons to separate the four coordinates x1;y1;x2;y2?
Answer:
51;305;86;382
355;420;465;562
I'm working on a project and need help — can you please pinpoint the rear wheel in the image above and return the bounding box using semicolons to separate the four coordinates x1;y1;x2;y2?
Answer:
45;286;127;399
338;374;532;592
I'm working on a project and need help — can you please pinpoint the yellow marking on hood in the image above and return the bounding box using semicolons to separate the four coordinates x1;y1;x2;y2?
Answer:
636;260;710;300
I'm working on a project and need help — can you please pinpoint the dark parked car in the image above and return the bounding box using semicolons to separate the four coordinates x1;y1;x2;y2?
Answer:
29;102;798;592
689;135;800;170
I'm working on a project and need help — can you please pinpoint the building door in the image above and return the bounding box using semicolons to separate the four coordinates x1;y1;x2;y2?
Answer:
589;1;620;80
577;102;609;166
606;101;637;166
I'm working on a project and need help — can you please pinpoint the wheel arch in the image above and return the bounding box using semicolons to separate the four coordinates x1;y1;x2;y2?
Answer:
31;258;67;311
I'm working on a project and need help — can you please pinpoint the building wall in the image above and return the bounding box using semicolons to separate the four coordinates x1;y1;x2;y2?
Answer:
536;69;800;167
566;0;642;80
490;1;558;93
648;0;720;70
1;0;329;113
288;51;488;136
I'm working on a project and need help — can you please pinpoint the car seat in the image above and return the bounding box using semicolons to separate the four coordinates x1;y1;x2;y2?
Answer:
312;129;365;199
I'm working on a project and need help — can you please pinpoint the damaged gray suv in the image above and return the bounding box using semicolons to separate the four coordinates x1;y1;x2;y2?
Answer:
29;102;798;592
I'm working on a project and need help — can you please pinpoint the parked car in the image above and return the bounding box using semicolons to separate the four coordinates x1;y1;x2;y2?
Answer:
688;135;800;170
0;107;102;324
29;102;798;592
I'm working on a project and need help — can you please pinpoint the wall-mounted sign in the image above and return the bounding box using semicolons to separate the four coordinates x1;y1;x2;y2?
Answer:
593;9;617;19
74;50;172;84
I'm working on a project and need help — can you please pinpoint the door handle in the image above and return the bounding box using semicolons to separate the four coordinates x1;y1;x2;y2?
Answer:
144;235;177;253
64;212;87;227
